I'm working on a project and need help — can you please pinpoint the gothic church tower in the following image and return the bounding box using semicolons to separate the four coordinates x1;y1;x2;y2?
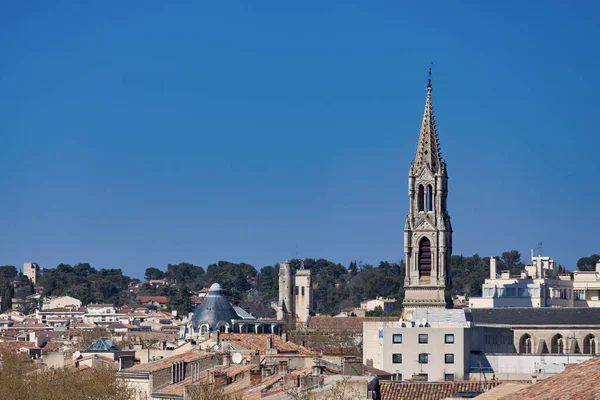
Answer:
402;72;452;315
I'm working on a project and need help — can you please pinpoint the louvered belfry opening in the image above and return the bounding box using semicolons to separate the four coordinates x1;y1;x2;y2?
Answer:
418;237;432;281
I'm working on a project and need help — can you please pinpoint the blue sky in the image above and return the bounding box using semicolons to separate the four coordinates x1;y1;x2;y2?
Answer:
1;1;598;278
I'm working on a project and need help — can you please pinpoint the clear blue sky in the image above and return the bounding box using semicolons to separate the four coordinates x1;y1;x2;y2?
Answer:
1;1;598;278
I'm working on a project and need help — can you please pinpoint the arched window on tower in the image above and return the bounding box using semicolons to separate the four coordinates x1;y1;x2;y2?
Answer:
426;185;433;212
418;237;432;281
584;334;596;354
417;185;425;212
519;334;532;354
551;334;564;354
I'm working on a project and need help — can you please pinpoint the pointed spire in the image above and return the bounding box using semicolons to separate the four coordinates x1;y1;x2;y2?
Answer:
412;68;442;174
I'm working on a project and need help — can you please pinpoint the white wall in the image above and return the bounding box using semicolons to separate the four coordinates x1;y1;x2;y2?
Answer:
472;354;593;375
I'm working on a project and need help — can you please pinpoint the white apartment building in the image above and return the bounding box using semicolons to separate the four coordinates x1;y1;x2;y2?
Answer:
469;256;600;308
363;309;513;381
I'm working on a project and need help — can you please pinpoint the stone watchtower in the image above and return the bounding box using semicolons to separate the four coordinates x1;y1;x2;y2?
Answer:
402;71;453;316
277;261;313;325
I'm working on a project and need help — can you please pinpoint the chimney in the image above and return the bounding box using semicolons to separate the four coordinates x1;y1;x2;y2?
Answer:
210;371;228;387
250;369;262;386
267;336;273;350
223;352;230;367
490;257;497;279
596;260;600;273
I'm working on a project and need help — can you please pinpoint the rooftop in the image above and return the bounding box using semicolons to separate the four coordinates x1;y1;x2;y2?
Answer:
380;381;502;400
220;333;319;355
308;316;397;330
467;308;600;326
119;350;212;374
83;337;121;352
499;357;600;400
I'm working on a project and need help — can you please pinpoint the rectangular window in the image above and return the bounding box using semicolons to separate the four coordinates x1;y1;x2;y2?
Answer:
301;286;305;296
506;287;516;297
445;334;454;344
418;353;428;364
392;334;402;344
445;373;455;381
418;334;428;344
445;354;454;364
295;286;299;295
574;290;585;300
483;287;494;297
392;354;402;364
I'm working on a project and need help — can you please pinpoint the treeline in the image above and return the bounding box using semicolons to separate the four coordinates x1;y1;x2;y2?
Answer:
2;251;597;317
39;263;131;306
0;266;34;312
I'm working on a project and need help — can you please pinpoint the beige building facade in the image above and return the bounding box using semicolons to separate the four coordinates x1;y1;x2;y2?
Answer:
363;309;513;382
470;256;600;308
277;261;313;325
23;262;39;285
402;73;452;315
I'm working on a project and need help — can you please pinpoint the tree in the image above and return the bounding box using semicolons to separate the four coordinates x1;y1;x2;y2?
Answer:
186;382;242;400
348;261;358;277
145;267;164;281
0;351;137;400
257;265;278;300
168;287;193;317
501;250;522;269
0;266;18;282
365;305;384;317
577;254;600;271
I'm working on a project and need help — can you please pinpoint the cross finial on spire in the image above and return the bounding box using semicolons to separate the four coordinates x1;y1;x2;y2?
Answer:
427;66;432;91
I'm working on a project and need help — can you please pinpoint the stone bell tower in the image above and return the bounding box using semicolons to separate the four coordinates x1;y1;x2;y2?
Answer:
402;70;453;315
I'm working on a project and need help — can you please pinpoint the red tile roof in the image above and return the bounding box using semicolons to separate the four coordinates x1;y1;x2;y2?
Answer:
308;316;397;330
380;381;502;400
220;333;319;355
136;296;169;304
500;357;600;400
120;350;212;373
42;342;65;352
0;341;41;352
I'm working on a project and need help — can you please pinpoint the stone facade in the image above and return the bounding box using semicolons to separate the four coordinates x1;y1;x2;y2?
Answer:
23;262;39;285
403;74;452;315
277;261;313;325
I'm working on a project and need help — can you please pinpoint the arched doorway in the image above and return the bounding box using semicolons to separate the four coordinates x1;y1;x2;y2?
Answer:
519;334;533;354
584;334;596;354
418;237;432;281
551;334;564;354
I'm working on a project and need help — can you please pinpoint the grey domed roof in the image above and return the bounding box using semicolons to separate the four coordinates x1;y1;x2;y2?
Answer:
191;283;239;330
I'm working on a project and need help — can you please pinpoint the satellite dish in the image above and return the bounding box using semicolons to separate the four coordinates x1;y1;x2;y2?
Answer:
406;313;413;321
73;351;81;360
232;352;243;364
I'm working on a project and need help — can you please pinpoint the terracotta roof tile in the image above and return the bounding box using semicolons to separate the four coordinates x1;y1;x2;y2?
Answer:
120;350;212;373
500;357;600;400
220;333;319;355
308;316;397;330
380;381;502;400
136;296;169;304
0;341;41;352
